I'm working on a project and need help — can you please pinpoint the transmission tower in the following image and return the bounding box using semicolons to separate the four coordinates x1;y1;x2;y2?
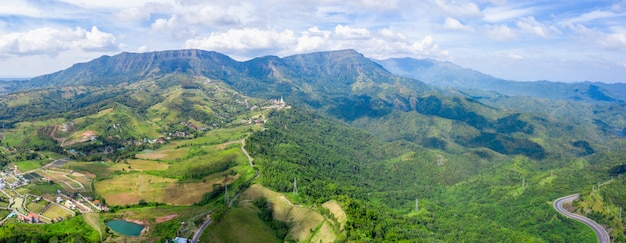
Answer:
293;177;297;196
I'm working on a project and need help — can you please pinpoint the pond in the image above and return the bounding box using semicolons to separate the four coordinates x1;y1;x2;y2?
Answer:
106;219;145;236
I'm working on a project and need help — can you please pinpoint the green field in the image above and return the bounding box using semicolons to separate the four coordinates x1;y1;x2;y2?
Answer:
0;209;10;219
42;204;74;220
26;200;48;214
203;207;281;243
14;160;48;172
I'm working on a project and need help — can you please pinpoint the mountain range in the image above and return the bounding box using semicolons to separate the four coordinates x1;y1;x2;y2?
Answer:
2;49;625;156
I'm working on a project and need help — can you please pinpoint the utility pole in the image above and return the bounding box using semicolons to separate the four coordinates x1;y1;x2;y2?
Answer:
224;185;229;203
415;198;419;212
598;182;601;192
522;178;525;188
592;185;595;194
551;170;553;177
293;177;297;196
620;206;622;218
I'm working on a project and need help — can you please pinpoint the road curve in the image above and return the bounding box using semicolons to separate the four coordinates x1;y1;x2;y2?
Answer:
553;194;610;243
191;216;212;243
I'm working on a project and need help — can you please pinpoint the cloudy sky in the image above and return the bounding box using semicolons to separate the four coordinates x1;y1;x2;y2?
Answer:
1;0;626;83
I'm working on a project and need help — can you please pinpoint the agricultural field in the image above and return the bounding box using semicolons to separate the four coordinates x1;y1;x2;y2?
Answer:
94;170;241;206
110;159;170;172
26;200;48;214
43;170;83;189
135;147;190;160
10;197;26;214
0;209;10;219
65;161;116;179
24;180;65;195
41;204;74;220
14;160;49;172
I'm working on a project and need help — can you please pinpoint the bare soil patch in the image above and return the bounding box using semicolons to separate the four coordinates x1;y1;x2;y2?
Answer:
156;214;178;223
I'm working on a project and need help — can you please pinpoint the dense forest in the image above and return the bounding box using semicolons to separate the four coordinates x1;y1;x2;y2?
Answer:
246;108;614;241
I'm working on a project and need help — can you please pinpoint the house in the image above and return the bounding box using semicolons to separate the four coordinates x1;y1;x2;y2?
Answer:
172;237;189;243
27;213;40;223
56;196;63;203
154;137;167;144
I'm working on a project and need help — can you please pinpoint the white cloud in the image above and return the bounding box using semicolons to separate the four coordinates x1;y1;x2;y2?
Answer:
444;17;473;31
114;7;151;22
149;3;253;39
0;0;41;17
597;33;626;50
138;45;149;52
567;23;626;50
58;0;176;9
184;28;298;55
79;26;118;51
515;16;554;38
487;24;516;41
0;26;119;57
334;25;371;39
434;0;482;17
482;5;536;22
184;25;445;60
563;10;619;24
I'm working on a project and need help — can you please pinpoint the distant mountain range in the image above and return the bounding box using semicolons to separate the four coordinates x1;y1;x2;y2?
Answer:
376;57;626;102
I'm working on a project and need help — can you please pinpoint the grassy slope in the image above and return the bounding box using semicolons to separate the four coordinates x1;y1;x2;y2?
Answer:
203;207;281;243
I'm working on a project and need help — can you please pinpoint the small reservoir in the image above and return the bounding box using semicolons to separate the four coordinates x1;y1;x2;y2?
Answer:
106;219;145;236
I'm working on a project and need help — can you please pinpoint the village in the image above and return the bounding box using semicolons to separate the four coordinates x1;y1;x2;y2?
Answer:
0;160;106;226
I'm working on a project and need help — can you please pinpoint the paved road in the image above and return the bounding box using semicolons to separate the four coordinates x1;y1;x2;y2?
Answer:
191;216;212;243
553;194;610;243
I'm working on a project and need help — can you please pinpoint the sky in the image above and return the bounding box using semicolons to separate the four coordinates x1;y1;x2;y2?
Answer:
1;0;626;83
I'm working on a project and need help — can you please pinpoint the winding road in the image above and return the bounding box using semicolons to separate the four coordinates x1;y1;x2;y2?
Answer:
553;194;610;243
191;215;212;243
192;138;256;242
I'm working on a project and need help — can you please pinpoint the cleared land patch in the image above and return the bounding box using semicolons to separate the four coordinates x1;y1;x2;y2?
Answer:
95;172;240;206
203;207;280;243
110;159;169;172
322;200;347;230
238;184;337;242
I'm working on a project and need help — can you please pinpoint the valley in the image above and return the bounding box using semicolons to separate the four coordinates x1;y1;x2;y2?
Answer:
0;49;625;242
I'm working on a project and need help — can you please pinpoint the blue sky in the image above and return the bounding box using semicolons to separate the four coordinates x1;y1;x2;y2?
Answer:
1;0;626;83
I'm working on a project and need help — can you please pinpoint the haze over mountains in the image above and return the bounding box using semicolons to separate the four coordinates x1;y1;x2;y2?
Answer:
377;57;626;102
